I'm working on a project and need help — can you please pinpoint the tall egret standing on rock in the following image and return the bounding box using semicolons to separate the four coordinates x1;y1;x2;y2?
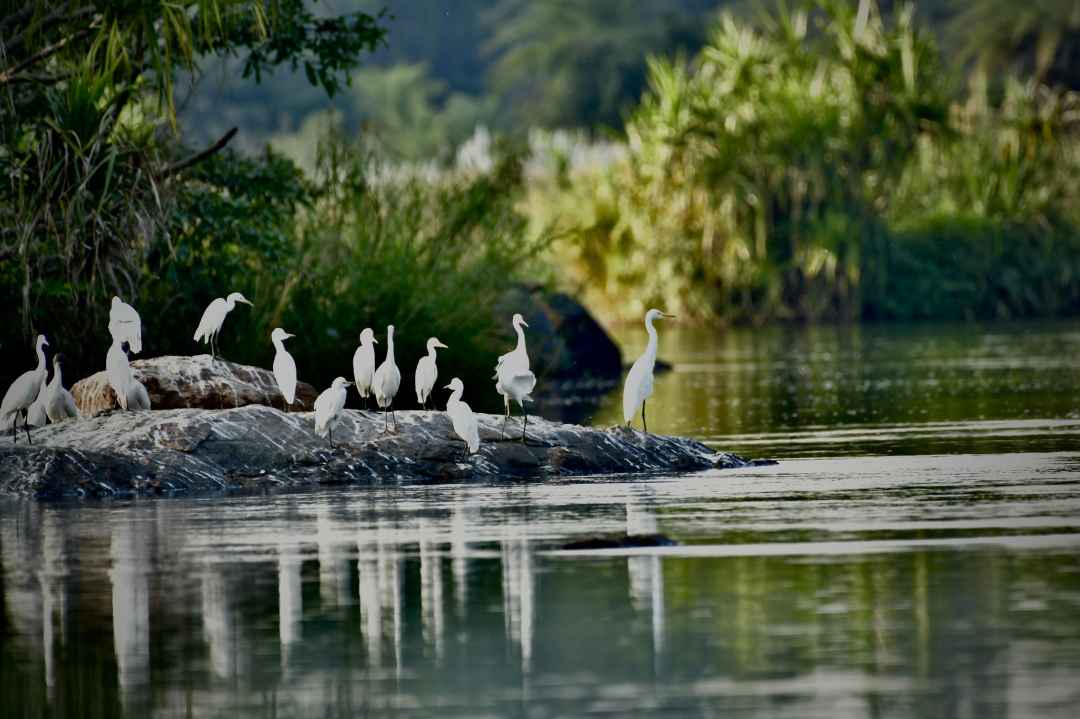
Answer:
352;328;377;408
373;325;401;432
414;337;448;409
193;292;253;360
314;377;352;448
444;378;480;458
271;328;297;412
106;335;132;410
109;296;142;354
622;308;675;433
1;334;48;443
494;313;537;442
44;354;80;422
26;376;48;428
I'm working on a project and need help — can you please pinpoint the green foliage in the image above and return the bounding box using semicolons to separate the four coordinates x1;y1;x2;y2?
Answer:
523;0;1080;324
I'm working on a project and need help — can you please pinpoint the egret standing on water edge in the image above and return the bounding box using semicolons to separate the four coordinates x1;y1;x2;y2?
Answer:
622;308;675;433
373;324;401;432
415;337;448;409
444;378;479;458
193;292;253;360
109;296;142;354
494;313;537;443
1;334;48;443
271;328;297;412
314;377;351;448
352;328;378;408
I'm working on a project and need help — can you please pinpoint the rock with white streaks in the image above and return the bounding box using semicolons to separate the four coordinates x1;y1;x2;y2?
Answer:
0;406;765;499
71;355;319;416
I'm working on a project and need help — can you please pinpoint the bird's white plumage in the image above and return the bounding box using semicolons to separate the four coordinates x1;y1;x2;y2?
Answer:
127;379;151;411
1;335;50;430
414;337;447;407
444;378;479;454
193;292;252;348
26;375;48;427
106;335;131;410
44;357;80;422
271;328;297;406
494;313;536;411
314;377;350;437
373;325;401;410
352;328;377;400
622;308;671;426
109;296;143;354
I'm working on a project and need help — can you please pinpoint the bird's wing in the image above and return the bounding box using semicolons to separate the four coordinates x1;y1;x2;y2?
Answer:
63;389;80;418
193;299;222;341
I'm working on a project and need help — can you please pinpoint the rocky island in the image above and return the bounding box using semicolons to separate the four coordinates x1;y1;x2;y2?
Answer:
0;355;764;499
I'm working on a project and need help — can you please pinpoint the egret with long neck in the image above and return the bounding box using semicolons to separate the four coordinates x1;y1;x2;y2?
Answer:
415;337;448;410
622;308;675;433
1;334;49;443
494;313;537;443
444;377;479;458
373;324;402;432
271;328;297;412
193;292;253;361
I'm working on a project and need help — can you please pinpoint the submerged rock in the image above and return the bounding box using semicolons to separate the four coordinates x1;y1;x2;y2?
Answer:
0;406;753;499
71;355;319;416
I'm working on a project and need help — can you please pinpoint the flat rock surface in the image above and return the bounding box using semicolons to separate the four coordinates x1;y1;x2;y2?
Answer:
0;406;754;499
72;354;318;416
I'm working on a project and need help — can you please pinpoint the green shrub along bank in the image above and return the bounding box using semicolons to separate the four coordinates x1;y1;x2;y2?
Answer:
523;1;1080;324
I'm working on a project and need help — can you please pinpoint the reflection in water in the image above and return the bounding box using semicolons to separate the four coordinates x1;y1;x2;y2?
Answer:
501;526;535;676
110;511;150;705
626;500;664;666
277;541;302;668
419;518;445;662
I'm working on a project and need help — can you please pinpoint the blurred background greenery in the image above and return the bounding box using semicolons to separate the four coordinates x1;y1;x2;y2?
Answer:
2;0;1078;394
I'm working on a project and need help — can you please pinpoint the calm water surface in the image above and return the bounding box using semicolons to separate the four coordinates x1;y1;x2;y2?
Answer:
3;321;1080;718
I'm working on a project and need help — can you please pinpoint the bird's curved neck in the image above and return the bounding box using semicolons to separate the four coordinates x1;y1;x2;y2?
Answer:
52;362;62;386
272;337;284;353
34;343;46;371
427;344;438;359
387;333;395;361
644;317;659;361
447;387;462;404
513;324;527;353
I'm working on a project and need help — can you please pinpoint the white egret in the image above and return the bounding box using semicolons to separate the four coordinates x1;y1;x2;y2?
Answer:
373;324;401;432
622;308;675;433
271;328;297;412
127;378;151;411
414;337;448;410
1;334;48;443
494;313;537;443
106;335;131;410
109;296;143;354
352;328;378;408
314;377;352;448
26;375;49;428
193;292;253;360
444;377;479;458
44;354;80;423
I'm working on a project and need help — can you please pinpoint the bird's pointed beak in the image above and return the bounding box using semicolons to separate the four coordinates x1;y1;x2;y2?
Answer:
521;320;530;328
663;313;677;319
285;333;295;339
437;341;448;349
372;337;379;344
240;298;253;306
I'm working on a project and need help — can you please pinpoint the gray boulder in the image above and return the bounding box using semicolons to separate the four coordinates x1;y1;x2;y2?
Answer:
0;406;756;499
71;354;319;416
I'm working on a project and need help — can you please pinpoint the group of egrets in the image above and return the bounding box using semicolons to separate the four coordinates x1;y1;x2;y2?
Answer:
2;287;673;458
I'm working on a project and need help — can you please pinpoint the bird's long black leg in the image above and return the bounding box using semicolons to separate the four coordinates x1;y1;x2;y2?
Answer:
24;411;32;445
642;400;647;434
391;407;397;431
329;425;335;449
501;401;509;437
11;412;18;444
521;410;528;444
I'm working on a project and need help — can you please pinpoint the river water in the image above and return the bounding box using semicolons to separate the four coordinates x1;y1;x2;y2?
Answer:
3;321;1080;717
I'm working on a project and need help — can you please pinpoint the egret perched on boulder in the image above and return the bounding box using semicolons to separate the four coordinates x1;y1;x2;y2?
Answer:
622;308;675;433
444;377;479;458
414;337;448;409
127;378;151;411
1;334;48;443
314;377;352;448
44;354;80;423
352;328;377;408
109;296;143;354
373;324;401;432
271;328;297;412
494;313;537;442
106;335;132;410
26;376;49;428
193;292;253;360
